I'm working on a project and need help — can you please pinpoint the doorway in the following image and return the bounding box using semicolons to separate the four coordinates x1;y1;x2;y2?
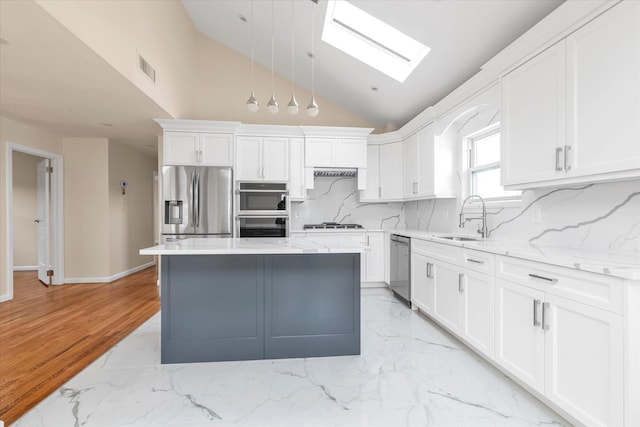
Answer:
5;143;64;301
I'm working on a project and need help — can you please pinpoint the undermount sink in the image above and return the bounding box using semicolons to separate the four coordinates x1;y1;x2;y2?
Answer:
436;235;481;242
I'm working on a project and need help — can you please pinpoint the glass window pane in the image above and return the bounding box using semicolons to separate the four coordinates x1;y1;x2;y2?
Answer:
472;168;512;199
474;132;500;166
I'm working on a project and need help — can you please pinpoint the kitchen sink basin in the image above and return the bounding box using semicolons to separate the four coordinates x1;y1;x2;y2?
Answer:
436;235;481;242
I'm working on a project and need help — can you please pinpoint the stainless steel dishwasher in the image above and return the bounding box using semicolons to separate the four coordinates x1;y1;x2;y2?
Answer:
390;234;411;306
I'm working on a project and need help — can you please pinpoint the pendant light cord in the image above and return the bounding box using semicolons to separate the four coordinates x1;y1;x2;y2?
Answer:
311;3;315;96
271;0;275;92
291;0;295;92
250;0;255;87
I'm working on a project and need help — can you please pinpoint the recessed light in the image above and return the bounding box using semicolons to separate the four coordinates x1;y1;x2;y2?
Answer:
0;37;9;45
101;122;113;127
306;51;314;59
239;14;247;23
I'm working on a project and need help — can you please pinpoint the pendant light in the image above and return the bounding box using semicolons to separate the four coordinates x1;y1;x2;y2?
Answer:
307;1;319;117
246;1;259;112
266;0;279;114
287;0;299;115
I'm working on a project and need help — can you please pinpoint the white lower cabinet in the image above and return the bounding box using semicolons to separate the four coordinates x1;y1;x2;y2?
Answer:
364;232;385;283
495;276;624;427
410;239;631;426
411;253;434;315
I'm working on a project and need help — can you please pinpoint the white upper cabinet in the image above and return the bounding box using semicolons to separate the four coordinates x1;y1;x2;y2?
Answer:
305;137;367;168
360;144;380;201
403;134;419;198
236;136;289;181
164;132;234;166
379;142;404;200
501;42;567;187
502;2;640;189
565;1;640;179
289;138;306;200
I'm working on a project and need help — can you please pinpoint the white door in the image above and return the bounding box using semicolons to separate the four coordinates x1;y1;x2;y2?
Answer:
501;41;566;186
461;269;494;358
544;294;624;427
566;1;640;178
200;133;234;166
262;137;289;181
37;159;51;284
432;261;463;335
235;136;263;180
364;232;385;282
411;253;434;315
379;142;403;200
360;145;380;200
494;279;546;394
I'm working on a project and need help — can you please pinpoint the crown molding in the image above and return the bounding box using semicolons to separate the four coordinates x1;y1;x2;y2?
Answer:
154;119;241;133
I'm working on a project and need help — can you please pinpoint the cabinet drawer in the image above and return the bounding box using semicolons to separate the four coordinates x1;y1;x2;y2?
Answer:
461;249;495;275
496;255;623;314
412;239;461;265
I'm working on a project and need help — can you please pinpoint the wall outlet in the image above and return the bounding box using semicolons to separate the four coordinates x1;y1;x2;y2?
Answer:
531;208;541;224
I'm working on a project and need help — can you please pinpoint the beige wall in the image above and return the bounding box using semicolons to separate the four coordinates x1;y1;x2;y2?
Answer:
35;0;197;119
0;116;63;298
63;137;110;279
194;33;374;128
108;141;156;276
12;152;41;268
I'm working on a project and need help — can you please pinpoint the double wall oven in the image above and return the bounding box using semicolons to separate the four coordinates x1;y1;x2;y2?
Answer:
236;182;289;237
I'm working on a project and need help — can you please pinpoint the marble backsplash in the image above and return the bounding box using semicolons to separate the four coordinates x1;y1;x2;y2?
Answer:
292;176;640;255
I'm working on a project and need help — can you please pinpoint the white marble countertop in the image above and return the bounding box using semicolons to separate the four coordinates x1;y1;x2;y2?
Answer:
139;237;368;256
291;228;385;233
388;229;640;280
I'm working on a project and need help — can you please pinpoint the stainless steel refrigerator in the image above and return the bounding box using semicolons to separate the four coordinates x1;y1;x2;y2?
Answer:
162;166;233;241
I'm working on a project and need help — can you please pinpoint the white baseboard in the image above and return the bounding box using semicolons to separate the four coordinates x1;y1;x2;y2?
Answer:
0;293;13;303
361;281;388;288
13;265;37;271
65;261;156;284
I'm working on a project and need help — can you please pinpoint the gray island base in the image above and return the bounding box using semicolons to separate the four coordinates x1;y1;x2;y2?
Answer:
161;253;361;364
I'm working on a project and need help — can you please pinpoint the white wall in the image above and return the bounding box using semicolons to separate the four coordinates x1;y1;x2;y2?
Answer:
108;141;156;276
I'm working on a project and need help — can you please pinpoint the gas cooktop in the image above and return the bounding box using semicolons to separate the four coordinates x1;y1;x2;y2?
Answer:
303;222;364;230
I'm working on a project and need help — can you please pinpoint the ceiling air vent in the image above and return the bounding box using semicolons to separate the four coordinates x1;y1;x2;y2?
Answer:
138;55;156;83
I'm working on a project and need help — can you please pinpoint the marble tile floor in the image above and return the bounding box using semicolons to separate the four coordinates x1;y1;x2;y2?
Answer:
15;289;569;427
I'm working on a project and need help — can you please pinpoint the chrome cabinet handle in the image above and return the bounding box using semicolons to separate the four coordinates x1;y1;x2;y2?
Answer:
528;273;558;284
366;235;370;246
555;146;564;172
542;302;551;330
378;186;382;198
426;263;432;279
564;145;572;171
533;299;541;327
466;258;484;264
458;273;464;293
413;182;418;194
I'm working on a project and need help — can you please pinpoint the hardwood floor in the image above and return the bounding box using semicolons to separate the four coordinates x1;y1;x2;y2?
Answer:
0;268;160;425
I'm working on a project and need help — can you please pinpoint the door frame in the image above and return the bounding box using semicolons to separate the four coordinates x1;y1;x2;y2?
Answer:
4;142;64;301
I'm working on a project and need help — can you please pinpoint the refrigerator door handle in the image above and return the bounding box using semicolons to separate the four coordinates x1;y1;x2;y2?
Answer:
190;171;196;227
195;170;200;228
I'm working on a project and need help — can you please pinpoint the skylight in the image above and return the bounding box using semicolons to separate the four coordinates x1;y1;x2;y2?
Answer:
321;0;430;83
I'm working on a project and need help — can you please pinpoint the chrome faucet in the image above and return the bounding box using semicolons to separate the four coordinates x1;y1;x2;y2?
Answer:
459;195;489;239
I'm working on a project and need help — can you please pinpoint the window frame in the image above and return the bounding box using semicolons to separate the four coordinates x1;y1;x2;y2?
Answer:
463;122;521;207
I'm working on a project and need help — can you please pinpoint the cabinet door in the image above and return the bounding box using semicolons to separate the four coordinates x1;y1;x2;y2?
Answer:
360;145;380;200
403;134;419;198
461;269;494;359
494;279;545;394
433;261;463;335
305;137;334;167
566;2;640;178
263;137;289;181
236;136;262;180
417;126;435;197
289;138;306;200
200;133;234;166
163;132;198;165
501;42;566;187
335;138;366;167
544;294;623;427
411;253;434;315
364;232;385;282
379;142;403;200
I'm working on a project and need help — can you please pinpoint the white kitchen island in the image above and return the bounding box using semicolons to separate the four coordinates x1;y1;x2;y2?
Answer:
140;237;367;364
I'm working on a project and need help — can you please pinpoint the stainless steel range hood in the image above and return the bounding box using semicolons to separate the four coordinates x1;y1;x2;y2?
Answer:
313;168;357;178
